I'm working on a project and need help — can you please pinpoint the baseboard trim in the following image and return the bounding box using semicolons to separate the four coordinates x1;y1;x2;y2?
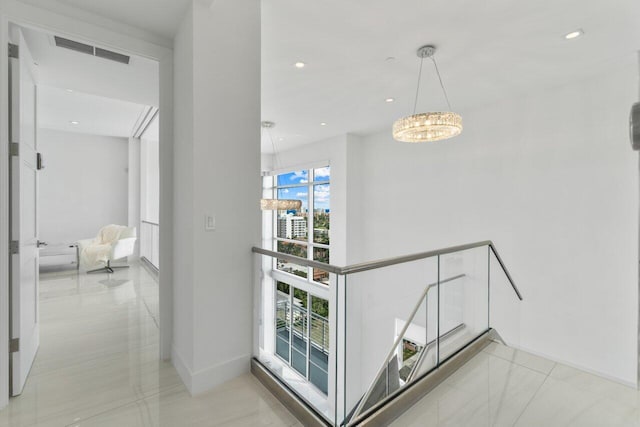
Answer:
140;256;159;278
171;345;193;392
171;346;251;395
191;354;251;395
506;342;638;389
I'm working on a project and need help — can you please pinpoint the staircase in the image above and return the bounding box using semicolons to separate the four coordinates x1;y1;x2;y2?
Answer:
251;241;522;426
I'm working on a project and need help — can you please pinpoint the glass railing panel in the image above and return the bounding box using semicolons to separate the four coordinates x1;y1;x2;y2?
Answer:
253;242;520;427
291;303;309;377
438;246;489;363
341;257;439;423
275;298;290;362
276;241;308;278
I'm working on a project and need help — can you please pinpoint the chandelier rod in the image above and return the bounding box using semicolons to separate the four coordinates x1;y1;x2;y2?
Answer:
412;56;425;115
430;56;452;111
263;122;280;171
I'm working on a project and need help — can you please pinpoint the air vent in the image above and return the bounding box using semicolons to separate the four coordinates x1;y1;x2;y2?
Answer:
54;36;94;55
95;47;130;65
54;36;130;65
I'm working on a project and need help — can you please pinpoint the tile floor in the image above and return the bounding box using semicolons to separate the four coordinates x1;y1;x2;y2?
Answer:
391;341;640;426
0;263;299;427
3;262;640;426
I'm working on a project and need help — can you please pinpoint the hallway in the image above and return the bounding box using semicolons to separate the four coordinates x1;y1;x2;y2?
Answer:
0;264;298;426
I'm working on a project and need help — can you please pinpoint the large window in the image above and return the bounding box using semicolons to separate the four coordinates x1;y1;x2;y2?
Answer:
268;166;331;395
275;281;330;394
274;166;330;285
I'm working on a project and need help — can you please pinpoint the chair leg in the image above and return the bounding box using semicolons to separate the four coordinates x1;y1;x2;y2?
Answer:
87;260;129;274
107;260;130;271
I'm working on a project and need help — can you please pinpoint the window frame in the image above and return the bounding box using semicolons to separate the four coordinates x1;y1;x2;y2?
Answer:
274;281;330;395
272;166;331;285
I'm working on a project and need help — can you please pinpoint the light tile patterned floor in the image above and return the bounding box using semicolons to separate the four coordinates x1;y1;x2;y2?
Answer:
3;262;640;426
0;263;299;427
391;342;640;426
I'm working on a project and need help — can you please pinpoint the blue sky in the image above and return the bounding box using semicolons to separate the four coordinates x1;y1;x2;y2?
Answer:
277;167;330;211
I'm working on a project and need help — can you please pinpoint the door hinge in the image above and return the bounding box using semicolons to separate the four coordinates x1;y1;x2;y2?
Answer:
9;338;19;353
9;143;19;157
8;43;18;59
10;240;19;254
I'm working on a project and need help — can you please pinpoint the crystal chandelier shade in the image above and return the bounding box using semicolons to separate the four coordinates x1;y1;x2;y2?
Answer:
260;199;303;211
393;112;462;143
393;45;462;143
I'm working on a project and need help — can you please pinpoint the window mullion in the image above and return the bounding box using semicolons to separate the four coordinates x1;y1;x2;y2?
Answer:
307;169;314;281
306;292;311;382
288;286;293;366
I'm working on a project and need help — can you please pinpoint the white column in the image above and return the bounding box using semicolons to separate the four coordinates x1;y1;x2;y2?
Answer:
172;0;260;395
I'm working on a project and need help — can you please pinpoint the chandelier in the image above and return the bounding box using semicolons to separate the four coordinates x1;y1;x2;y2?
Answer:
393;45;462;143
260;121;302;211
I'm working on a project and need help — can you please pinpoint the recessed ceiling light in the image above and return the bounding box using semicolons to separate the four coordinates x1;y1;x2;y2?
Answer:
278;137;285;142
66;89;74;93
564;29;584;40
70;121;79;125
320;122;327;126
294;62;305;68
385;98;395;103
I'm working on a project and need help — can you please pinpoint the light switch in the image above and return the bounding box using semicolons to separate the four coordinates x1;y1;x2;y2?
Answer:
205;214;215;231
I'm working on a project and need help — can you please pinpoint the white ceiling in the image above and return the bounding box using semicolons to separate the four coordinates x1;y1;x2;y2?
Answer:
17;0;640;151
20;26;157;138
22;27;159;107
261;0;640;151
19;0;190;42
37;85;146;138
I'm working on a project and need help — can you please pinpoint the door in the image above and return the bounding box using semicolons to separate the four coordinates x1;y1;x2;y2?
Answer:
9;28;39;396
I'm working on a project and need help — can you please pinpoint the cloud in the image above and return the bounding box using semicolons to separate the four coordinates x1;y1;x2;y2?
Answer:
291;170;308;183
314;167;330;180
314;185;330;203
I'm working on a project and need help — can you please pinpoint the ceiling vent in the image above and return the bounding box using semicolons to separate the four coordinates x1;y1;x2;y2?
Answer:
54;36;93;55
95;47;130;65
54;36;130;65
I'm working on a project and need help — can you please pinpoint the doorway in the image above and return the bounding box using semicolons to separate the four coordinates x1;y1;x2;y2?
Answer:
6;22;162;398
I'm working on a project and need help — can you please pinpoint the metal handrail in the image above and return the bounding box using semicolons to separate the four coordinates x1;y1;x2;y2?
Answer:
252;240;523;300
350;274;465;420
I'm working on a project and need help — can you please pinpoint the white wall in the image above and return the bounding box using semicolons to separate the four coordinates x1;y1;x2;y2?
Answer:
39;128;128;243
141;113;159;223
127;137;140;257
172;0;260;395
172;2;195;383
352;56;639;386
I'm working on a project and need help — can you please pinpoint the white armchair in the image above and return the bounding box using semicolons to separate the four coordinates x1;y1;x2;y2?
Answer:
78;225;137;274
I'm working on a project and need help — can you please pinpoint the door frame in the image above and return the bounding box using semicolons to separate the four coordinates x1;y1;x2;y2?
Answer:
0;0;175;409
